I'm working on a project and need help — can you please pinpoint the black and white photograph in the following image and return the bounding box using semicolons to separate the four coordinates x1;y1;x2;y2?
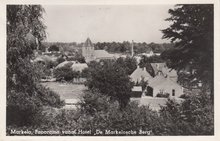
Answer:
1;0;219;139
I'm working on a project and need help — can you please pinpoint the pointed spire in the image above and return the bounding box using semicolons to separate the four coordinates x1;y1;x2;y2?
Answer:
84;37;93;47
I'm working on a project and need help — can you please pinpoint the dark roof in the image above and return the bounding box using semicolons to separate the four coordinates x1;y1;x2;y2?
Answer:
84;38;93;47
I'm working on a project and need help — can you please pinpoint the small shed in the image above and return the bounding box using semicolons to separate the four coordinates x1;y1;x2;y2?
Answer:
131;86;143;98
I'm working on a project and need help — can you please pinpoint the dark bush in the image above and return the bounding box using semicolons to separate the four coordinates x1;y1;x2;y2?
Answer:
77;90;162;135
48;45;59;52
45;60;57;69
56;57;65;64
53;64;75;81
159;92;214;135
156;93;170;98
36;84;65;108
7;84;64;127
179;93;190;99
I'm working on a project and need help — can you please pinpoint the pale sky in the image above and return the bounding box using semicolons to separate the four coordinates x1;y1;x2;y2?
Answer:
43;5;173;43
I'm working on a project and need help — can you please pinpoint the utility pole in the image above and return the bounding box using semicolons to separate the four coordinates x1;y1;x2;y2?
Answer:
131;40;134;57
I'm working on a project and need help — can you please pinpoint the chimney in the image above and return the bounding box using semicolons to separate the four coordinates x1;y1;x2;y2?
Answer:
156;64;159;69
131;40;134;57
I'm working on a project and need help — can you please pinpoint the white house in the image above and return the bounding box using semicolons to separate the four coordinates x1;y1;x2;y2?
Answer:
147;75;183;98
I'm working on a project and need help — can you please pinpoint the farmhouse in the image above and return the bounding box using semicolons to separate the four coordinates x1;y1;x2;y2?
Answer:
147;74;183;97
130;62;182;98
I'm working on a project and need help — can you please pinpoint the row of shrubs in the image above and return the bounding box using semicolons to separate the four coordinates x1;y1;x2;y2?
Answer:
7;89;214;135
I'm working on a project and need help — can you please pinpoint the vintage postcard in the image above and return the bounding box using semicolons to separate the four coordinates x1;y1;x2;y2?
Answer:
0;0;219;141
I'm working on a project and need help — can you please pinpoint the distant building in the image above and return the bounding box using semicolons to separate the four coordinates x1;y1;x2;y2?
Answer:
55;61;88;72
82;38;95;62
33;55;57;64
82;38;117;62
134;56;142;64
138;48;161;58
146;50;154;57
93;50;115;61
130;66;152;84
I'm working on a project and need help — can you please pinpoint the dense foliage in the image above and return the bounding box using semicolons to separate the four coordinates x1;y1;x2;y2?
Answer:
115;57;137;75
85;59;134;109
7;5;63;126
67;52;86;63
95;41;173;55
79;90;214;135
161;4;214;94
7;90;213;135
159;92;214;135
48;45;59;52
53;64;81;81
42;41;173;56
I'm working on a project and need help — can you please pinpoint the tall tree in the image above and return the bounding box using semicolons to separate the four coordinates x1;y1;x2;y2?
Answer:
161;5;213;93
7;5;63;126
115;57;137;75
85;60;133;109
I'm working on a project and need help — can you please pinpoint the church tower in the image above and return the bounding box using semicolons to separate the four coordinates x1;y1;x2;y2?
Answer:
82;37;95;62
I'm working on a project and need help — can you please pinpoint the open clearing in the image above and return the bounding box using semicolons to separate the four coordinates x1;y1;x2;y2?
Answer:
41;82;87;100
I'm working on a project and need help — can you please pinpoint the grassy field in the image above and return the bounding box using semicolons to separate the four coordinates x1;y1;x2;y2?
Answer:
41;82;87;100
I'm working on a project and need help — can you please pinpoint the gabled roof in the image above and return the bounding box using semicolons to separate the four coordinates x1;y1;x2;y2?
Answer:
161;67;177;77
55;61;88;72
71;63;88;72
130;66;152;82
55;61;75;68
148;75;167;87
150;63;166;74
84;38;93;47
94;50;115;59
33;55;57;63
148;75;181;89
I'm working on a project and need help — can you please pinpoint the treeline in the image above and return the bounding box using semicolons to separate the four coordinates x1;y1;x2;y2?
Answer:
40;41;174;55
95;42;174;54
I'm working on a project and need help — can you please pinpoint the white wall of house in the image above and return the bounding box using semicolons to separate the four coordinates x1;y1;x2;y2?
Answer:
152;83;183;98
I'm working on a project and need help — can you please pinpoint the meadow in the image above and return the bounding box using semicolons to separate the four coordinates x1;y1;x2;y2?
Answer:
41;82;86;100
